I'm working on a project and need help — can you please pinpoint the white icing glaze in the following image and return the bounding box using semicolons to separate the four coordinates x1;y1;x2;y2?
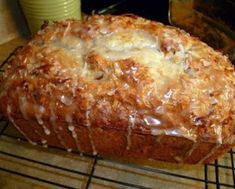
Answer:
182;142;198;163
34;105;51;136
64;110;82;152
165;129;179;136
68;125;81;152
65;113;73;123
3;23;231;163
41;139;47;144
67;148;72;152
144;116;161;126
151;128;165;136
155;106;164;114
107;88;116;96
7;105;36;145
198;144;221;164
43;125;51;135
60;95;73;106
178;44;185;54
213;125;223;144
18;95;29;120
49;104;68;149
126;114;136;150
162;89;173;103
92;29;184;88
29;140;37;146
68;125;74;131
163;126;197;142
35;114;44;125
38;105;45;114
174;156;183;163
63;22;71;37
85;109;97;155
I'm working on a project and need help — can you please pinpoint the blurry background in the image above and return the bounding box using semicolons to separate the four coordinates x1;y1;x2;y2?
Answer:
1;0;235;64
81;0;169;24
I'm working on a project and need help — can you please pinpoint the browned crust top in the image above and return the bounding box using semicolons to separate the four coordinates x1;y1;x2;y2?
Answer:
0;15;234;144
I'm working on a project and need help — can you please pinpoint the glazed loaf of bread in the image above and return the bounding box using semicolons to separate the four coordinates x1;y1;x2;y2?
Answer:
0;15;234;164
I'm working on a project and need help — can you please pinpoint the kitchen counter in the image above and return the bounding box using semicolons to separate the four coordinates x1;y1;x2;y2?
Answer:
0;37;28;64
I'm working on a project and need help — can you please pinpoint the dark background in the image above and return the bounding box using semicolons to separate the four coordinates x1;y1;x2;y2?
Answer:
81;0;169;24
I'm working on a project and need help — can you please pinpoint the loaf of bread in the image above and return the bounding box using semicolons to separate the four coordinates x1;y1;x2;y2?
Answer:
0;15;234;164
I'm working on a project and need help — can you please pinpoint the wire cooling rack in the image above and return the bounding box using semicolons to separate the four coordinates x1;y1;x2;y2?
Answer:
0;116;234;189
0;48;234;189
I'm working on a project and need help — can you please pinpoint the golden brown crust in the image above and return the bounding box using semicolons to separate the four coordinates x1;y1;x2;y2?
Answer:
0;15;234;163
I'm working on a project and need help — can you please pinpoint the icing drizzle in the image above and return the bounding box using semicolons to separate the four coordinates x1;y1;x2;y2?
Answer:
85;108;97;155
7;104;36;145
126;113;136;150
